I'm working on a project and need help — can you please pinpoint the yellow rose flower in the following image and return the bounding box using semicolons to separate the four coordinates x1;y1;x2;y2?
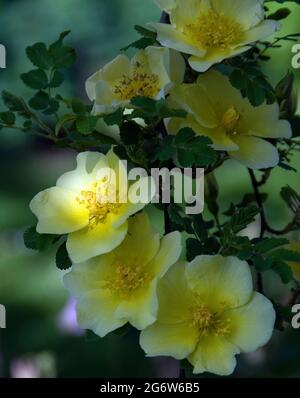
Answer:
286;242;300;280
64;213;182;336
86;46;185;115
166;70;292;169
30;150;153;263
140;255;275;376
151;0;279;72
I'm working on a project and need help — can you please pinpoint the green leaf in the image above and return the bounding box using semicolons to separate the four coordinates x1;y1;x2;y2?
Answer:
49;70;64;87
272;260;294;284
23;226;57;252
50;46;76;69
49;30;71;51
26;42;53;70
55;114;76;136
29;91;49;110
103;108;123;126
254;237;289;254
224;205;260;234
2;90;31;116
271;249;300;262
43;98;60;115
0;111;16;125
121;37;157;51
72;99;86;115
21;69;48;90
268;8;291;20
134;25;157;39
55;242;72;270
76;115;98;135
280;185;300;228
229;67;276;107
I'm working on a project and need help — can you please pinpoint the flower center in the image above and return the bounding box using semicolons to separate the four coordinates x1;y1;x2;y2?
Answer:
113;62;160;100
221;106;240;134
184;10;244;50
190;304;230;337
104;263;152;299
76;181;121;225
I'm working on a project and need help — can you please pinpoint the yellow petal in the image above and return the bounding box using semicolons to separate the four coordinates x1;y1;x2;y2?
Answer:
196;70;243;113
115;279;159;330
85;54;130;101
63;256;113;295
156;262;192;324
30;187;89;234
189;335;240;376
239;102;292;139
229;135;279;170
226;292;275;353
57;151;108;192
112;212;160;266
241;20;280;45
76;290;126;337
168;49;186;85
186;255;253;311
140;321;198;360
149;22;205;57
147;231;182;278
67;219;128;263
211;0;264;30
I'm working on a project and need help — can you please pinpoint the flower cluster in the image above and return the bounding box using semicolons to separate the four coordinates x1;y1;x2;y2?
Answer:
26;0;300;376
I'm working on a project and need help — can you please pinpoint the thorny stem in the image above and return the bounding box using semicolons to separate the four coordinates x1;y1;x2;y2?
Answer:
248;169;266;294
0;124;58;143
248;169;298;236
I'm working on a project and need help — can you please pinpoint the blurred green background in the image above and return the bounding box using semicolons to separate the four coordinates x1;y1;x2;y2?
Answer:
0;0;299;378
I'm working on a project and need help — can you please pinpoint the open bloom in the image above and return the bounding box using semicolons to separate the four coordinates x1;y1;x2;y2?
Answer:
140;255;275;376
30;150;153;263
86;46;185;115
151;0;279;72
64;213;182;336
166;70;292;169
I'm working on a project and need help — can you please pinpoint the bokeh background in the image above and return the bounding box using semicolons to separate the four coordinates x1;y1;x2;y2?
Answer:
0;0;299;378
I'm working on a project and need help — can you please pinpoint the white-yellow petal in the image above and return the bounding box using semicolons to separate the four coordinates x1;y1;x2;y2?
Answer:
229;135;279;170
189;335;240;376
30;187;89;234
148;231;182;277
140;321;198;360
57;151;108;192
149;22;205;57
76;290;126;337
211;0;264;30
186;255;253;311
226;292;276;353
115;279;159;330
67;220;128;263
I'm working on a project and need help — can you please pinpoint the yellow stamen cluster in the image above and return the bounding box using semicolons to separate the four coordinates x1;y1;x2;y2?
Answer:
104;262;152;298
113;62;160;100
190;304;230;337
76;186;121;225
184;11;244;51
221;106;240;134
